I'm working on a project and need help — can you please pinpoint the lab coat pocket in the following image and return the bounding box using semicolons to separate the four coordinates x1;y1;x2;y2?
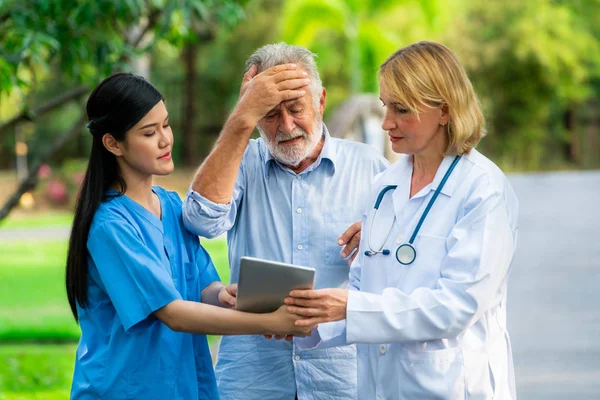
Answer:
399;347;465;399
463;347;496;399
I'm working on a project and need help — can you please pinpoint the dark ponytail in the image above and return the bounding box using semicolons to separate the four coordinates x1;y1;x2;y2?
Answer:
66;73;164;321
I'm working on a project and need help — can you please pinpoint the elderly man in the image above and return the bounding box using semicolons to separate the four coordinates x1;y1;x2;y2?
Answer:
182;43;388;400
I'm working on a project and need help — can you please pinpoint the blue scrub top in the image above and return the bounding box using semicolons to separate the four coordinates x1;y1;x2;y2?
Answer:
71;186;220;400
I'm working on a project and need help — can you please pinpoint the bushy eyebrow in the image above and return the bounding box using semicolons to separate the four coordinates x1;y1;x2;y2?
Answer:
266;101;304;116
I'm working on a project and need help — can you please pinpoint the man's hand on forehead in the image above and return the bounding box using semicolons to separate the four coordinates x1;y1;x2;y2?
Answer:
235;64;310;125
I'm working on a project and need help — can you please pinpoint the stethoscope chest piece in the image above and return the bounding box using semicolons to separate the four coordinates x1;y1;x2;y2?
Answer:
395;243;416;265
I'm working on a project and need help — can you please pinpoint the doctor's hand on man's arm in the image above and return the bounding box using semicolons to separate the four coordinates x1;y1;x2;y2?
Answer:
338;221;362;265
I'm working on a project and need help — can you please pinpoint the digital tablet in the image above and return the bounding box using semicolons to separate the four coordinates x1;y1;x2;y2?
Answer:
235;256;315;313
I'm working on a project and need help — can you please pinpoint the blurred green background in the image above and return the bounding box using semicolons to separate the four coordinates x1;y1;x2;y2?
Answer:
1;0;599;398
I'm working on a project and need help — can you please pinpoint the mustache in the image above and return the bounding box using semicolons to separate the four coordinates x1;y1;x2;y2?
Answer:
275;128;307;144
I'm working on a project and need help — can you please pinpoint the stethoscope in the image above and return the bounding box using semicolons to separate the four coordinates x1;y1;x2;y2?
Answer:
364;155;461;265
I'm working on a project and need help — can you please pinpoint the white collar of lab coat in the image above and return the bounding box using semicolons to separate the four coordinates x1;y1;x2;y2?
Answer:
375;154;462;220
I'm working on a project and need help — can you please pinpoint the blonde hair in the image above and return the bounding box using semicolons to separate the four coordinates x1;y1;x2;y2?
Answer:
379;41;484;155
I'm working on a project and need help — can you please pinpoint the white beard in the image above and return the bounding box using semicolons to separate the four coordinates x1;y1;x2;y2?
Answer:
258;121;323;167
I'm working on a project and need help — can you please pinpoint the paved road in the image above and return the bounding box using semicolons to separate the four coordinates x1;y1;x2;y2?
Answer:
508;171;600;399
1;171;598;398
0;226;71;241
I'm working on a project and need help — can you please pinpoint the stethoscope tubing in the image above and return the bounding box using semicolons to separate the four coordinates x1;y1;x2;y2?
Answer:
365;155;461;262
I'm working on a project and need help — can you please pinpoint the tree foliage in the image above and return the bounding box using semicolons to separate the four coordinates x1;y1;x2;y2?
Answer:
0;0;599;176
0;0;247;220
446;0;600;168
0;0;246;92
280;0;445;96
279;0;600;169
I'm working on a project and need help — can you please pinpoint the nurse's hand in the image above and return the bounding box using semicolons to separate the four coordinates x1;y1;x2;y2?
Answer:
264;305;315;338
263;334;294;341
338;221;362;265
286;288;348;326
218;284;237;307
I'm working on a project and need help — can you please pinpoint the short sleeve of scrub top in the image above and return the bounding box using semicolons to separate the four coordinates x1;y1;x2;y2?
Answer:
88;220;182;332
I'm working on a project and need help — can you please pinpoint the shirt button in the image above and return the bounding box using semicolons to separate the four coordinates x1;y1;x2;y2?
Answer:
296;175;301;179
295;355;301;361
297;244;303;250
296;207;302;213
380;344;386;355
396;235;404;244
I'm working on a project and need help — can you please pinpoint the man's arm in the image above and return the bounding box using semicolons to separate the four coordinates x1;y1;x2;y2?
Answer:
190;63;310;204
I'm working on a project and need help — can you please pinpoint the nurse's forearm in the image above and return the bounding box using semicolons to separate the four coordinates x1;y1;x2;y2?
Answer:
155;299;269;335
190;111;254;204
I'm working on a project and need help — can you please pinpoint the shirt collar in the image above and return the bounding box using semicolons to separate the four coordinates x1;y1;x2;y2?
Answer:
262;122;337;178
428;154;462;197
380;153;462;200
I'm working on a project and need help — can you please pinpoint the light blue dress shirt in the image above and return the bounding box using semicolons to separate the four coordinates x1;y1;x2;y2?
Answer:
182;124;389;400
298;150;519;400
71;186;220;400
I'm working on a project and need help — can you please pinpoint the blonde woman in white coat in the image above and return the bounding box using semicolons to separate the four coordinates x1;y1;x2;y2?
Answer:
285;41;519;400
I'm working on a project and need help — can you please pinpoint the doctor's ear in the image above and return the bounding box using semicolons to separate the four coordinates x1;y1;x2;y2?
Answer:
440;103;450;127
102;133;124;157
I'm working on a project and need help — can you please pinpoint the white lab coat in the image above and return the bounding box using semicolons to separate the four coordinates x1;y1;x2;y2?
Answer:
299;150;519;399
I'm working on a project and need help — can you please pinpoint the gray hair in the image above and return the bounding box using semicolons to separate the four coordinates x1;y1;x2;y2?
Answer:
246;42;323;111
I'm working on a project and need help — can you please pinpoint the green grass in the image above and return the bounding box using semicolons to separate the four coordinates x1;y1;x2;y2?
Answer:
0;344;75;399
0;237;229;397
0;240;78;341
0;212;74;230
0;237;230;341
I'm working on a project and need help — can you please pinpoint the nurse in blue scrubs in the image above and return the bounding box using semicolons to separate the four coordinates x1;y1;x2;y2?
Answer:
65;73;312;400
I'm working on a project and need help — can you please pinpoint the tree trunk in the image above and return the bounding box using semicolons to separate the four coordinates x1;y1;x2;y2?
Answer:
0;114;86;222
0;85;88;139
565;106;579;164
585;98;600;168
181;42;199;166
